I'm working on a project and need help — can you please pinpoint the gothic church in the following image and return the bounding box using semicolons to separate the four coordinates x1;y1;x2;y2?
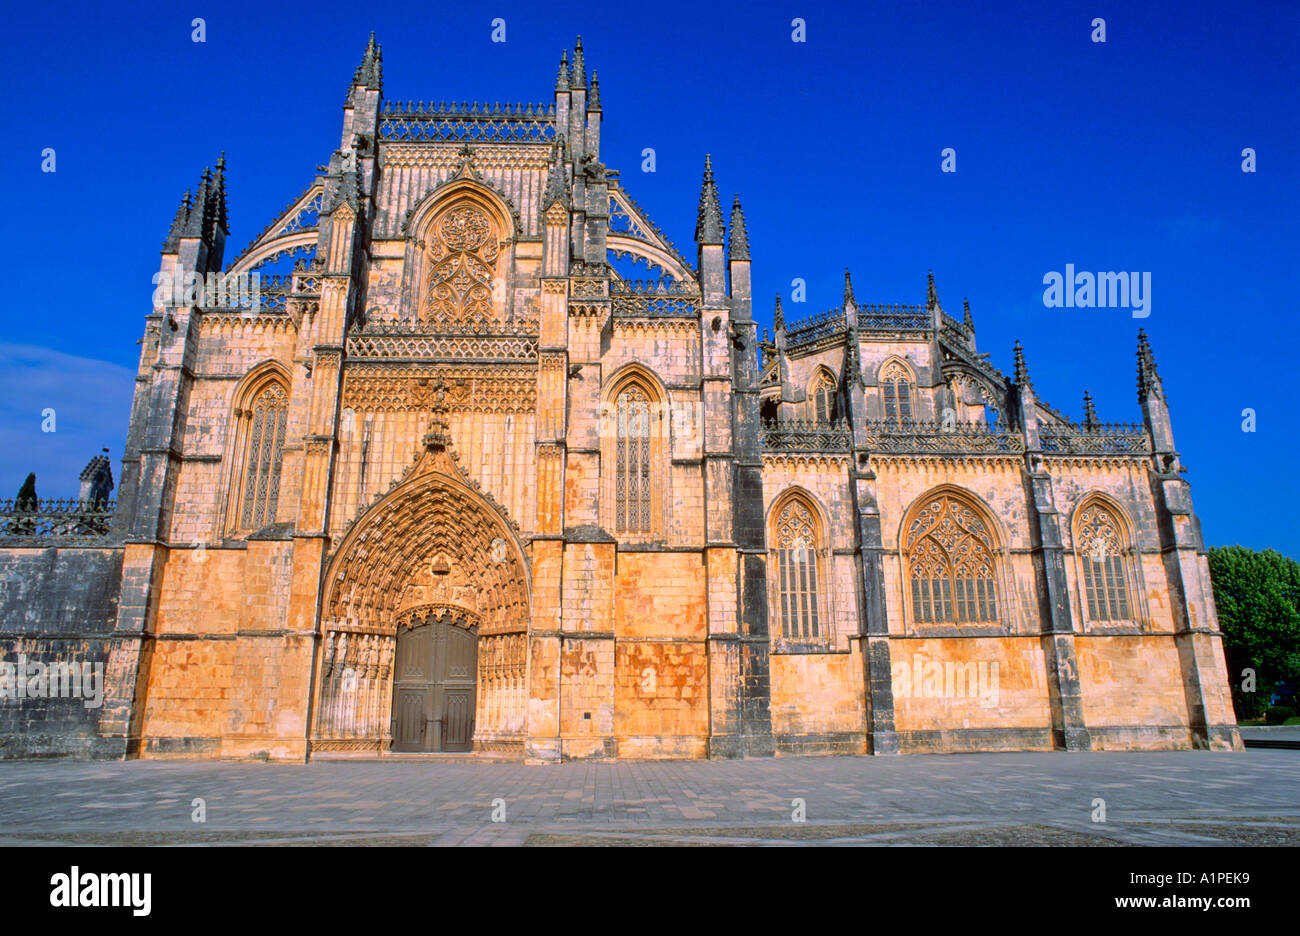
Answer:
0;36;1241;760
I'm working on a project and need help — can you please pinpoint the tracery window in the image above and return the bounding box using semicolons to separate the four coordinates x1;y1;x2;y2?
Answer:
1075;503;1132;622
423;202;500;328
881;361;913;423
810;370;837;425
906;493;999;624
615;385;652;534
770;495;826;640
231;381;288;533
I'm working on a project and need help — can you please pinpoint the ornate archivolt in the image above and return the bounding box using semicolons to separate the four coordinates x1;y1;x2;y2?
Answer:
313;400;530;752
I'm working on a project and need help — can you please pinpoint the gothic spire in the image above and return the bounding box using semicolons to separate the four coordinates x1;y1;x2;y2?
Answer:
1013;339;1032;389
162;189;192;252
695;155;724;245
353;31;383;90
589;71;601;111
963;296;974;332
844;269;856;308
556;50;570;92
211;151;229;233
729;194;749;261
773;295;785;333
543;134;569;209
182;167;214;241
926;269;938;309
1137;329;1163;402
1083;391;1098;429
572;36;586;87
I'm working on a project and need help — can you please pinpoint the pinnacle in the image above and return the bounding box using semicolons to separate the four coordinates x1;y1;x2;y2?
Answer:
1013;339;1032;388
729;194;749;261
844;269;856;307
774;295;785;332
543;135;569;209
572;36;586;86
354;31;383;90
1136;329;1162;401
695;155;724;245
556;50;570;91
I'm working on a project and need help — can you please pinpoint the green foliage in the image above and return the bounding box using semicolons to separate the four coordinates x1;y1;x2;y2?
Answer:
1208;545;1300;720
14;472;36;508
1264;706;1296;726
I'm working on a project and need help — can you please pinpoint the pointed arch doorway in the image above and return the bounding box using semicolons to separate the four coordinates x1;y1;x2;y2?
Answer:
391;607;480;752
312;410;530;757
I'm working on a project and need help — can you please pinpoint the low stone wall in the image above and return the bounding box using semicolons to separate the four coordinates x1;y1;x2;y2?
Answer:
0;546;125;758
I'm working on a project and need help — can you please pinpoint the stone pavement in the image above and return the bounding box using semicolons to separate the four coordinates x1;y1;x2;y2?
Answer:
0;750;1297;846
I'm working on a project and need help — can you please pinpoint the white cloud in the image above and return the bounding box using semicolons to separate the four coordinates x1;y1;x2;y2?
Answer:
0;343;136;501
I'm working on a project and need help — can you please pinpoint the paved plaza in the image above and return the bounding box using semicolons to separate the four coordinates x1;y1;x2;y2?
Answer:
0;750;1297;846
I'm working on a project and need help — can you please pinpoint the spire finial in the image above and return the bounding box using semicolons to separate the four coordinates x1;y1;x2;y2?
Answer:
844;268;856;307
1083;391;1098;429
589;71;601;111
695;154;724;245
774;295;785;332
1013;339;1032;388
211;152;229;232
572;36;586;86
963;296;974;331
927;269;938;308
354;31;383;90
162;188;193;252
729;194;749;261
556;50;570;92
1136;329;1163;402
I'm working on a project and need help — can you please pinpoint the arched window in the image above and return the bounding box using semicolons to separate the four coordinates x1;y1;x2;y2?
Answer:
905;493;999;624
1075;501;1132;623
423;202;501;328
881;360;913;423
616;384;652;534
227;377;289;535
809;369;838;425
601;366;669;541
769;493;829;641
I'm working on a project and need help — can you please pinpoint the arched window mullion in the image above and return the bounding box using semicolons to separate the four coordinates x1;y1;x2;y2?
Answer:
614;383;656;537
770;496;828;643
1075;501;1134;624
906;494;1000;627
232;380;289;535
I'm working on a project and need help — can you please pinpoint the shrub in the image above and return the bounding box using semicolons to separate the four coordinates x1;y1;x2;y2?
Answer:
1264;706;1296;726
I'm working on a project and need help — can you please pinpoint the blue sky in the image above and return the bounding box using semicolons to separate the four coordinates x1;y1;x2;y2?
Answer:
1;0;1296;553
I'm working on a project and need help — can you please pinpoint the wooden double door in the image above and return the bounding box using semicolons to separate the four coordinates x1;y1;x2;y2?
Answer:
391;618;478;752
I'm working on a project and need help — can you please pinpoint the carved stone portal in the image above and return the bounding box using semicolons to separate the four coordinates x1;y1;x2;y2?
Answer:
312;422;529;754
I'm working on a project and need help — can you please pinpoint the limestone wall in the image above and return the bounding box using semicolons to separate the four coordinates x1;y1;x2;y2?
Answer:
0;547;125;758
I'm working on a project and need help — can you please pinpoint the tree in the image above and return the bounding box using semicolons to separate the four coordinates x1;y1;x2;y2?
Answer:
14;472;36;509
8;473;38;535
1207;545;1300;720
